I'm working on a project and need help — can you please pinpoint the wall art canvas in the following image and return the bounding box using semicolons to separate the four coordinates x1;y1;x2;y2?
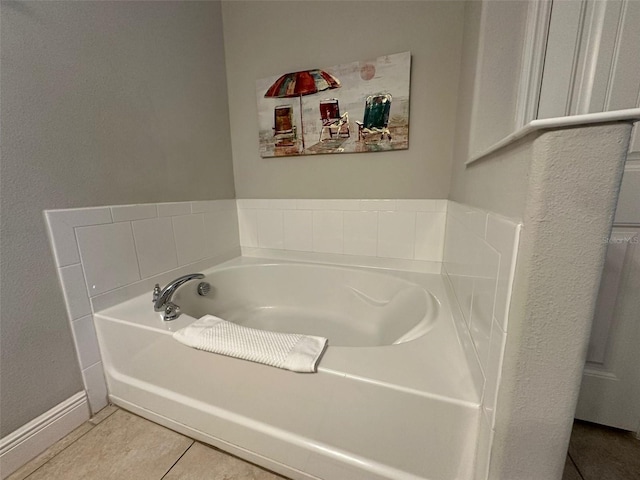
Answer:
256;51;411;157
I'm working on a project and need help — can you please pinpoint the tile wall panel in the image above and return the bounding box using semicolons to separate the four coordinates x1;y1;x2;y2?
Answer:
203;209;240;257
132;217;179;278
377;211;416;259
236;199;447;262
111;204;157;222
48;197;517;469
256;209;284;249
58;264;92;320
283;210;313;252
76;222;141;296
45;200;240;413
172;214;207;266
312;211;344;254
48;199;487;418
343;211;378;257
443;201;521;479
45;207;112;267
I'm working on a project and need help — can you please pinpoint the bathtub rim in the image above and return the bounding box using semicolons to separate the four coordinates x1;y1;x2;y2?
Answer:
89;248;441;314
95;255;481;406
173;260;441;348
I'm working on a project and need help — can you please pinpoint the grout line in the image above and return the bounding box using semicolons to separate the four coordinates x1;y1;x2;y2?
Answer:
310;210;316;252
127;221;142;282
88;250;237;306
159;441;195;480
88;405;118;426
375;210;381;257
255;210;261;249
206;442;288;479
278;209;284;251
411;211;417;260
568;452;586;480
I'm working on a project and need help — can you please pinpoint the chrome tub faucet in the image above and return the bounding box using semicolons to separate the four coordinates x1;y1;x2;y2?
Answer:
153;273;205;321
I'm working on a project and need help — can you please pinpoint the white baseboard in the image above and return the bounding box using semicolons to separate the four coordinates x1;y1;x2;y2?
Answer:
0;392;90;479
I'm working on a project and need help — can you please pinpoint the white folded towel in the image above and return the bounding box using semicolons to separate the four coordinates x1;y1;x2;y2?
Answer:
172;315;328;373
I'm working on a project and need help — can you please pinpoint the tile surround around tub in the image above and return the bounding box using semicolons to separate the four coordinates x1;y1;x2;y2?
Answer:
45;197;522;480
443;201;521;480
45;200;240;414
171;214;207;266
76;222;141;296
283;210;313;252
45;207;113;267
132;217;179;278
71;315;102;370
237;199;447;262
47;197;512;427
58;264;92;320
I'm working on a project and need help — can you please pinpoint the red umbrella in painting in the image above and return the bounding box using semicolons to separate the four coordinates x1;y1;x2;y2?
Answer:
265;69;341;150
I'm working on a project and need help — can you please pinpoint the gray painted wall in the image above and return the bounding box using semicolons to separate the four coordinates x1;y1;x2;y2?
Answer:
0;1;234;436
222;0;464;199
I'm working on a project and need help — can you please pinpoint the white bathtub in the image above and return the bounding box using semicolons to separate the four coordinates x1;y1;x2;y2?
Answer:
94;257;481;480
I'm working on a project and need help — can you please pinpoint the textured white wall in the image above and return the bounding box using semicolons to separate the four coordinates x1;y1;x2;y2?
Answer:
222;0;464;199
489;124;631;479
467;0;529;158
0;1;234;437
448;1;533;220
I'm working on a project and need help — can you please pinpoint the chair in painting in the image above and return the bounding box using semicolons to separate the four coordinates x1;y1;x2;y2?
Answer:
273;105;296;146
318;99;350;141
355;93;392;141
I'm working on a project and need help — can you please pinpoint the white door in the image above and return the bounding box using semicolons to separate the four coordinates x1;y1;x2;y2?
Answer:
575;123;640;433
548;0;640;434
574;226;640;433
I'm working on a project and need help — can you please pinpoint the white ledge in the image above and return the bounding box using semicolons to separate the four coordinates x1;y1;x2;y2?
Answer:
466;108;640;166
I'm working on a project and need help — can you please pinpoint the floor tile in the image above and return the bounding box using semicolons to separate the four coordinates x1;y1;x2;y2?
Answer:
6;424;94;480
24;410;192;479
568;420;640;480
563;456;583;480
88;404;118;426
162;442;286;480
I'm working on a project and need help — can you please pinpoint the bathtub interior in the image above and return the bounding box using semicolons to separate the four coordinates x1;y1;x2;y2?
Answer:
172;263;438;347
93;256;482;480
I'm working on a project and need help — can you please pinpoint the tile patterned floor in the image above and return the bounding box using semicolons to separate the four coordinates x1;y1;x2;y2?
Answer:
563;420;640;480
7;406;285;480
8;408;639;480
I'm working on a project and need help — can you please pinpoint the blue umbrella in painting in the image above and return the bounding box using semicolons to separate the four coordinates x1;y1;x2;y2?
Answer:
264;69;341;150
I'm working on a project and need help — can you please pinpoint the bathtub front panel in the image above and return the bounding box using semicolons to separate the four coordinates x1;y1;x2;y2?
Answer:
94;258;481;480
96;316;479;480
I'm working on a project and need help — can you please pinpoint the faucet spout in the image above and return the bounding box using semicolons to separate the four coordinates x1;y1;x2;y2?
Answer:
153;273;205;320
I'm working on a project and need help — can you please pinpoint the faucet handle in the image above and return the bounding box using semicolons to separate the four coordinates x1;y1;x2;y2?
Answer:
152;284;161;303
163;302;181;321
